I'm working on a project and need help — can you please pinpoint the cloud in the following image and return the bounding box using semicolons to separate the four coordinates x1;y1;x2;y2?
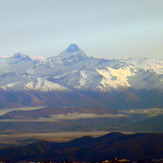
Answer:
0;113;128;122
121;108;163;117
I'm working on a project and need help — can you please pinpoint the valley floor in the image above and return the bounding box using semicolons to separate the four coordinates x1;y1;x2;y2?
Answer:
0;107;162;147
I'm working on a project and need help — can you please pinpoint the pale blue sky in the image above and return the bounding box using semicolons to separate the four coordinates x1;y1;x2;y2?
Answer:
0;0;163;59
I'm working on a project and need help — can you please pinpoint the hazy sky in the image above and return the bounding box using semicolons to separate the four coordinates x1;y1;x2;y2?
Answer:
0;0;163;59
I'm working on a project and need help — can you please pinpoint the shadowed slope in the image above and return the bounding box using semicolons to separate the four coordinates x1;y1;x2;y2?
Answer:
0;132;162;161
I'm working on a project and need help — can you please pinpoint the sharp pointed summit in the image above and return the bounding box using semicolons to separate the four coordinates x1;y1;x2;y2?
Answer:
66;44;80;52
54;43;88;60
11;53;32;61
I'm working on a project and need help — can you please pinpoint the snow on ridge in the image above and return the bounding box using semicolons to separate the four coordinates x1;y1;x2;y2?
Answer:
25;81;34;90
32;56;46;61
123;58;163;74
0;76;69;92
0;82;18;91
25;77;69;92
75;71;88;89
0;45;162;93
96;66;137;91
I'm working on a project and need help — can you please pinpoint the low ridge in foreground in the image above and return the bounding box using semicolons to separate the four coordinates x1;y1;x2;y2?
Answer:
0;132;162;162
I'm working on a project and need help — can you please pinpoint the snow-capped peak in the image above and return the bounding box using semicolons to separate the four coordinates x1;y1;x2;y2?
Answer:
54;44;88;60
66;44;80;52
11;53;32;61
12;53;28;58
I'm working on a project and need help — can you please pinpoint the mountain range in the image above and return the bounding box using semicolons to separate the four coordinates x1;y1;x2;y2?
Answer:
0;132;162;161
0;44;163;109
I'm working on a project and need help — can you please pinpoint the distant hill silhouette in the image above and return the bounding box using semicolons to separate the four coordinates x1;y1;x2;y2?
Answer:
0;132;162;161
